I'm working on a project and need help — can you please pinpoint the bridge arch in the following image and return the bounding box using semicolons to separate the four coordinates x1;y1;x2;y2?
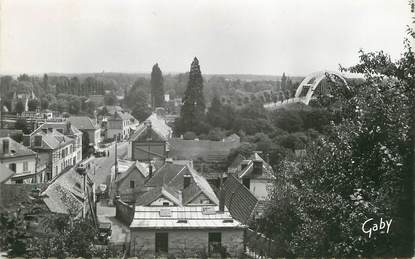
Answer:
294;70;349;105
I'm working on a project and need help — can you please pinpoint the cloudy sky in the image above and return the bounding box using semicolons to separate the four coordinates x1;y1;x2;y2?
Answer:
0;0;411;76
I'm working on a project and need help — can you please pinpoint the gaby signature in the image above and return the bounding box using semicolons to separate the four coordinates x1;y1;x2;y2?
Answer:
362;218;392;238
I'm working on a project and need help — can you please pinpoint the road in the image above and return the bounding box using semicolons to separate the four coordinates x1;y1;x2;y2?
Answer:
87;141;129;187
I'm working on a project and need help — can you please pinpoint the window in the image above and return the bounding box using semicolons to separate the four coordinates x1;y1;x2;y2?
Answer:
242;178;250;189
34;136;42;147
130;180;135;188
8;163;16;172
23;161;28;172
208;232;222;255
155;233;168;254
162;202;169;206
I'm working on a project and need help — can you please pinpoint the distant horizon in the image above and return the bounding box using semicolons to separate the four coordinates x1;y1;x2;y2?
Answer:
0;0;410;76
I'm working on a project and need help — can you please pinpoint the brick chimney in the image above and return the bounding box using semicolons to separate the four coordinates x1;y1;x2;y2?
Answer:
2;139;9;154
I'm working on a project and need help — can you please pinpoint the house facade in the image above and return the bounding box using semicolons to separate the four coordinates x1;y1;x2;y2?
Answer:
128;113;172;161
123;161;245;257
107;111;134;141
229;152;275;201
68;116;101;148
24;122;82;182
0;137;37;184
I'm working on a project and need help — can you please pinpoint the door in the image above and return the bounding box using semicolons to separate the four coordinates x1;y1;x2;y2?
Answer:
155;232;168;254
208;232;222;255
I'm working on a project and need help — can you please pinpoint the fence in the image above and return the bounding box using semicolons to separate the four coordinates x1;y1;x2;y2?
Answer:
245;228;278;259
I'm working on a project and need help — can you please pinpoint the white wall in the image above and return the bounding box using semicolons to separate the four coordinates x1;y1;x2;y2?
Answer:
250;179;272;200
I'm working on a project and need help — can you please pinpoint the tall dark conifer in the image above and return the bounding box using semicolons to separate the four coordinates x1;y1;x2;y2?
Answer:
179;57;205;133
150;63;164;108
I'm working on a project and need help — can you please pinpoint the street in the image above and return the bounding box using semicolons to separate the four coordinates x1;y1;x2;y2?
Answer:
88;141;129;187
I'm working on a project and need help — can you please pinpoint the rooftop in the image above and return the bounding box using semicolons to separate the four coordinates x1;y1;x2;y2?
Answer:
130;205;245;229
68;116;99;130
0;137;37;159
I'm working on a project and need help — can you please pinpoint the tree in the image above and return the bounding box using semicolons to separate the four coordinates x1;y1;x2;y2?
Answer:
262;32;414;256
40;98;49;110
104;92;117;106
177;57;206;135
42;74;49;91
151;63;164;108
27;99;39;112
14;100;25;114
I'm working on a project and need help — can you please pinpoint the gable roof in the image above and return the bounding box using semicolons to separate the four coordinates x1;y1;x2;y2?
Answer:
135;185;181;206
32;132;74;150
41;167;93;217
130;123;167;142
33;122;82;136
115;161;149;184
0;137;37;159
144;163;219;206
223;133;240;142
68;116;99;130
0;164;16;183
238;152;274;180
221;175;258;224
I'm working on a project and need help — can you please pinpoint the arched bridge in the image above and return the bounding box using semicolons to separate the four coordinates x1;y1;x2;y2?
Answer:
264;70;349;110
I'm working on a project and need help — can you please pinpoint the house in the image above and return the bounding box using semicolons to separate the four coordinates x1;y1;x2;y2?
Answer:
107;111;135;141
109;159;150;203
27;121;82;160
0;137;37;184
68;116;101;148
26;130;79;182
128;117;171;162
41;166;95;219
221;174;262;222
0;163;16;184
125;162;246;257
229;152;275;201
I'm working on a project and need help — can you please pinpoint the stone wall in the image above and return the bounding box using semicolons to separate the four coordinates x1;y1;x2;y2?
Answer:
130;229;245;257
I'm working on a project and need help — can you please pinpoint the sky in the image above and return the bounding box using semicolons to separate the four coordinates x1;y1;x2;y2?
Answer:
0;0;411;76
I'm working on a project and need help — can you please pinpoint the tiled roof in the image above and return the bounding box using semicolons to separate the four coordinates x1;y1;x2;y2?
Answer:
146;113;172;139
130;206;245;229
33;132;74;150
222;175;258;224
130;123;167;142
33;122;82;136
143;163;219;206
41;167;93;217
135;186;181;206
68;116;98;130
0;137;37;159
0;164;16;183
115;161;149;183
237;153;275;180
145;163;187;188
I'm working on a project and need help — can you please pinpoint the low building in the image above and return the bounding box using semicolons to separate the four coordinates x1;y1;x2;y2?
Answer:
68;116;101;148
128;120;170;162
107;111;135;141
0;137;37;184
109;160;150;203
127;162;246;257
228;152;275;201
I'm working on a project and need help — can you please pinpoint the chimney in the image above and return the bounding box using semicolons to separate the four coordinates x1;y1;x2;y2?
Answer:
23;134;31;146
218;173;225;212
66;121;71;134
183;174;191;189
2;139;9;153
148;164;153;179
